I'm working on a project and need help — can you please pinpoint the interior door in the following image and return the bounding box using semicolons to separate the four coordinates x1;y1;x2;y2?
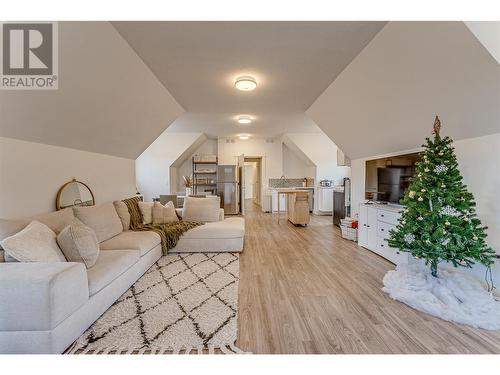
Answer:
237;154;245;215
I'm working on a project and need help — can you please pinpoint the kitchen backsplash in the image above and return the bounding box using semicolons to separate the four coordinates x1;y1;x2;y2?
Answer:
268;178;314;188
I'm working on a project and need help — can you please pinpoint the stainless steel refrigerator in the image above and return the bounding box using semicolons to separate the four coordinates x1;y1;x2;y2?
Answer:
217;165;239;214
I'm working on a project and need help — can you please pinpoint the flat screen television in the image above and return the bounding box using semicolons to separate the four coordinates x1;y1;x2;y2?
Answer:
365;153;420;204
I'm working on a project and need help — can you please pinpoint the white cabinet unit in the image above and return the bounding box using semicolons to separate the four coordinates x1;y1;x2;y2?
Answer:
317;187;334;213
358;203;408;265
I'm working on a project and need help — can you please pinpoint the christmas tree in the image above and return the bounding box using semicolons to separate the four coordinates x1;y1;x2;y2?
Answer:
388;116;495;277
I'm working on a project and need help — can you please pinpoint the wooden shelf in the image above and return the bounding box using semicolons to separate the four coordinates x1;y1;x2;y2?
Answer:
192;156;218;195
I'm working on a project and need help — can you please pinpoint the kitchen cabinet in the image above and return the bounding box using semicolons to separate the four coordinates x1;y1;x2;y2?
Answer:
337;149;351;166
358;203;408;265
317;187;334;212
287;192;310;226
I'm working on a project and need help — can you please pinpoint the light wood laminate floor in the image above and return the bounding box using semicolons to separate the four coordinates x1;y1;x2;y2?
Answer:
237;201;500;354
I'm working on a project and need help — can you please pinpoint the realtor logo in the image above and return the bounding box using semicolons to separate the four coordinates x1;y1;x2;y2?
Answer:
1;22;58;89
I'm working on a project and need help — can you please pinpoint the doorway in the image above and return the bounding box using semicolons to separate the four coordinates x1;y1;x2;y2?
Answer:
243;157;262;210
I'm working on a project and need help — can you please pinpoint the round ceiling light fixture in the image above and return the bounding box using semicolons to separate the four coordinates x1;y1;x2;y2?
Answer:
239;135;250;140
235;76;257;91
237;115;252;124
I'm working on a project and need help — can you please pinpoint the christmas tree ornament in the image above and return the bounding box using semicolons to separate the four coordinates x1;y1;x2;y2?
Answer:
388;116;494;278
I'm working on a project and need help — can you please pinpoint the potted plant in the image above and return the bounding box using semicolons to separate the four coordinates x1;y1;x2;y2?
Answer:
183;175;193;196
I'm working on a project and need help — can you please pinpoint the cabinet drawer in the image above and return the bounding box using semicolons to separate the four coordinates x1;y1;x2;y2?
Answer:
377;209;401;226
377;237;408;265
377;221;396;239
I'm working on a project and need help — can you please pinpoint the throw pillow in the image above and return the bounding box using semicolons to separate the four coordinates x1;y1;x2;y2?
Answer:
182;196;221;223
152;201;179;224
0;220;66;262
138;201;154;224
73;202;123;243
57;218;100;269
113;200;131;231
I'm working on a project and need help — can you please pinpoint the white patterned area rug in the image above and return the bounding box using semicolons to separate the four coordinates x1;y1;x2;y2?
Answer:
69;252;246;354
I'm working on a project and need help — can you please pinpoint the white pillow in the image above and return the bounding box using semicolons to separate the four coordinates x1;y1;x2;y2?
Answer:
152;201;179;224
138;201;154;224
57;218;100;269
182;196;221;223
0;220;66;262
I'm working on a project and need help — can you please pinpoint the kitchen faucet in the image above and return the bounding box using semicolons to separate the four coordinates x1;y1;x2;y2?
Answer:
280;175;287;186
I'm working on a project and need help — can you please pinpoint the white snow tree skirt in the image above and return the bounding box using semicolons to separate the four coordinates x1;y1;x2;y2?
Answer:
382;263;500;330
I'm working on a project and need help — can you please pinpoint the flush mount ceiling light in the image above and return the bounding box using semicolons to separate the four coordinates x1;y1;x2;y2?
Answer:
237;115;252;124
235;76;257;91
239;135;250;140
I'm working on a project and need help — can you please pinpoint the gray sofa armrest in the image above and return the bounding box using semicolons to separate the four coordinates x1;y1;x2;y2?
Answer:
0;262;89;331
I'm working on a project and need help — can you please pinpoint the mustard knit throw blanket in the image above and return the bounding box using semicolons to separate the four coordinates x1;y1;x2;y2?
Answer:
123;196;202;255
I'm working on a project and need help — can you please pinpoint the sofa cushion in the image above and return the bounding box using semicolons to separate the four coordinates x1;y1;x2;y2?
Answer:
86;250;139;296
152;201;178;224
182;217;245;239
138;201;154;224
0;208;75;247
182;196;221;223
73;202;123;243
1;221;67;263
113;201;130;231
57;218;100;269
100;231;161;257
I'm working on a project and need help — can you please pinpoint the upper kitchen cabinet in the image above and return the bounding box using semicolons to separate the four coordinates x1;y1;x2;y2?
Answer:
337;148;351;166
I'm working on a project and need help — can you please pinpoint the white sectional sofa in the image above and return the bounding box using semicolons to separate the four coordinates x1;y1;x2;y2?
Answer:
0;201;244;354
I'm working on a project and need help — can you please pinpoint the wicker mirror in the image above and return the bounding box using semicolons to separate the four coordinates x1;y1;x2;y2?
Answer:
56;179;95;210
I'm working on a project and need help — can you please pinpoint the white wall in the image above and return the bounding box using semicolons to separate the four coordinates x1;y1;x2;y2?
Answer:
350;133;500;284
282;143;315;179
135;132;203;202
0;137;136;218
284;133;350;186
218;138;283;206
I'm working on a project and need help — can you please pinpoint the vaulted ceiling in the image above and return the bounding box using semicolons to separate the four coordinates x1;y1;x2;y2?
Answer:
307;21;500;159
1;21;497;161
112;21;386;138
0;22;183;159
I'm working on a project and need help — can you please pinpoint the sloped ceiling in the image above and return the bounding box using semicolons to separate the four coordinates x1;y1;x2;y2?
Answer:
0;22;184;159
170;133;208;167
465;21;500;64
281;135;316;167
112;21;386;138
307;21;500;159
